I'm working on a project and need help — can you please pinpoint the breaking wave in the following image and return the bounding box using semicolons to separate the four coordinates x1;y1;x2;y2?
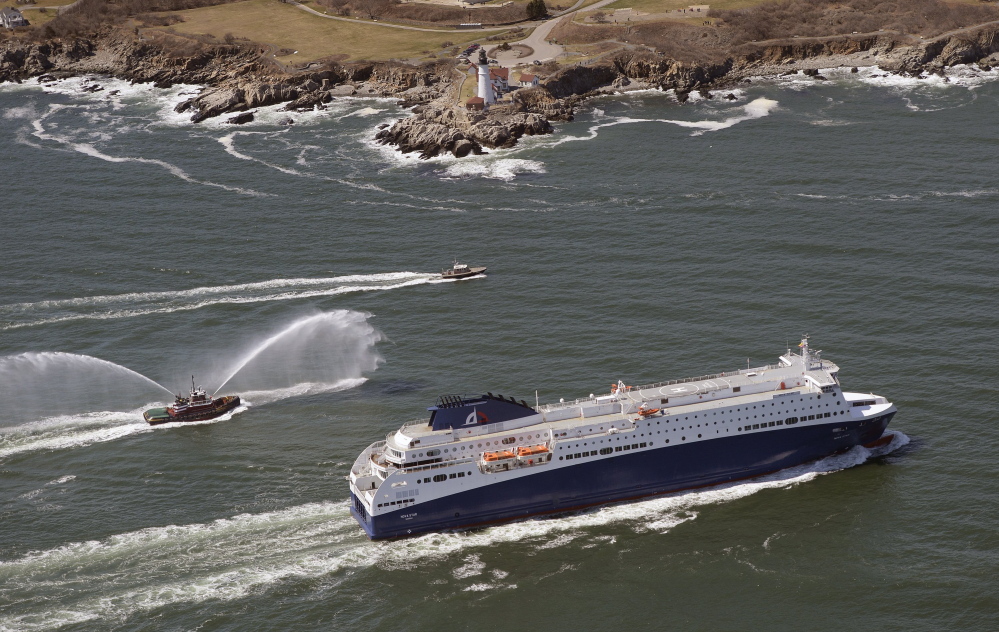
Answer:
550;97;780;146
0;432;908;629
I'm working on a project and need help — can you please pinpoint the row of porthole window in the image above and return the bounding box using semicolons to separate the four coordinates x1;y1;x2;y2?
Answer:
560;443;649;460
415;397;844;461
413;433;547;458
739;411;842;431
378;498;415;508
420;471;473;483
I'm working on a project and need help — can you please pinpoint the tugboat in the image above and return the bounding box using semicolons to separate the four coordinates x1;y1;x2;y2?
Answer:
441;260;487;280
143;377;241;425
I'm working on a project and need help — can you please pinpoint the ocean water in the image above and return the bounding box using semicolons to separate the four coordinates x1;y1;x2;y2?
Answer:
1;65;998;631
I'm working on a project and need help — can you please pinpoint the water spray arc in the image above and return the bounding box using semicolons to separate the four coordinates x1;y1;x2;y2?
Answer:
212;311;380;396
0;352;174;395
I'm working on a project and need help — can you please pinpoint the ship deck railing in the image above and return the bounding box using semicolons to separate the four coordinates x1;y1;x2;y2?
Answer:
351;440;386;477
536;362;796;413
398;456;476;474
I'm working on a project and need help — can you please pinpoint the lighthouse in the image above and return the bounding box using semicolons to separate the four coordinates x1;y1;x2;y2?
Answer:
476;49;495;105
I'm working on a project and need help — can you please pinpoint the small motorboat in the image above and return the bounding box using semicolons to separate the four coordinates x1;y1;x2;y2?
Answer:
442;260;487;280
144;377;241;425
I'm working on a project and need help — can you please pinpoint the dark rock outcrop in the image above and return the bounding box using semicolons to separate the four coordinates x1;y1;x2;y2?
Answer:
0;30;450;124
374;104;552;159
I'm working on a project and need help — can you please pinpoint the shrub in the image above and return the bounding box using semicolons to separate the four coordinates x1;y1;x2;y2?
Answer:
526;0;547;21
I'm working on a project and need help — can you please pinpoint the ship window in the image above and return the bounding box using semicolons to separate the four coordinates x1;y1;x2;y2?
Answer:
458;472;465;478
738;427;742;431
575;453;581;458
633;444;639;449
449;473;456;479
502;437;515;445
615;447;622;452
433;474;446;482
769;422;775;427
733;387;741;392
559;456;563;460
777;420;783;425
825;412;831;418
753;424;759;429
624;445;631;451
666;439;670;443
426;449;440;457
641;443;647;447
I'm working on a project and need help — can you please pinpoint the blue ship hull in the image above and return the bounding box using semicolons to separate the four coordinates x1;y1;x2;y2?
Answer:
351;413;894;539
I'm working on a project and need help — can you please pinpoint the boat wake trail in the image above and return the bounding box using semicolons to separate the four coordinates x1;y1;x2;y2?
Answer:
0;272;445;330
0;432;908;628
0;379;366;461
0;408;154;461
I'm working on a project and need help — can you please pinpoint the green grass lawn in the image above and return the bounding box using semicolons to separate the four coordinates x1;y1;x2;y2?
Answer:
165;0;473;62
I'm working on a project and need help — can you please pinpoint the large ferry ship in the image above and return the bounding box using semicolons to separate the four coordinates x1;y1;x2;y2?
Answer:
349;338;896;539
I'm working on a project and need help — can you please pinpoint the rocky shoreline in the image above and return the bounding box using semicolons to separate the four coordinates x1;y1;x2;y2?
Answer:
2;25;998;159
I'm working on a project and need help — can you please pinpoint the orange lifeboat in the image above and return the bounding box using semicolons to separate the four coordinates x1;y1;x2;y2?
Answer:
483;450;516;462
516;444;550;457
638;406;660;417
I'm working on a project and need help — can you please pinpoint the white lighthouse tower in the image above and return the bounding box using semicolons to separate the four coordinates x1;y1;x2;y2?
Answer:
476;49;495;105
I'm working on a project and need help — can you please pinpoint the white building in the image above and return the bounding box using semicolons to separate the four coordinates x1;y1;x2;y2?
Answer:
518;72;539;88
1;8;28;29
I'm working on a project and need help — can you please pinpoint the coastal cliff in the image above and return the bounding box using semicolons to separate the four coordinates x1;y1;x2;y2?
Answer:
0;29;453;122
2;22;998;159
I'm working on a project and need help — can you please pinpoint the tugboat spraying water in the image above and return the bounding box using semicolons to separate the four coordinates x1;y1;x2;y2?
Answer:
143;377;241;425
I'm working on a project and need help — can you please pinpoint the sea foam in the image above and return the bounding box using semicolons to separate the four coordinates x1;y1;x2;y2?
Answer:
0;432;909;629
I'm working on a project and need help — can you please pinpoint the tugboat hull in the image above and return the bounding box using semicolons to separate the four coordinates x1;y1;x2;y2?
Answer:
144;396;241;425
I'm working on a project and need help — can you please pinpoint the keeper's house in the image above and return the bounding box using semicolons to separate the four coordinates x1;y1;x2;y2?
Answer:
1;7;28;29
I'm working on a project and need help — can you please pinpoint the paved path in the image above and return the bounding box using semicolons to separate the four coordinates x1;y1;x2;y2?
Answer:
492;0;621;66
